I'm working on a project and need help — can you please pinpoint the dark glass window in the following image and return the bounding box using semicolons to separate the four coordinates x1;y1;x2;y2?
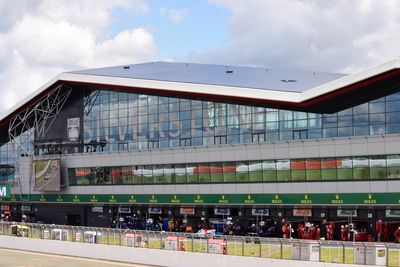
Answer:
369;102;385;113
386;101;400;112
293;130;307;140
353;103;369;115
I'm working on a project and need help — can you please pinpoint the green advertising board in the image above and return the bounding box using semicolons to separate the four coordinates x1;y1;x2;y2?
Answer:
2;192;400;205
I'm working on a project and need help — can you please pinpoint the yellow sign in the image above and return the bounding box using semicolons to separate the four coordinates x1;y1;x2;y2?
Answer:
301;194;312;204
149;195;157;203
244;194;254;204
332;194;343;204
73;195;80;202
171;195;180;203
194;194;203;203
364;193;376;204
272;194;282;204
109;195;116;203
219;194;228;204
90;195;97;203
128;195;136;203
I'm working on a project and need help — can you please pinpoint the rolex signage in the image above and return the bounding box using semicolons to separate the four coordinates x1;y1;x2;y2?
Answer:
6;192;400;205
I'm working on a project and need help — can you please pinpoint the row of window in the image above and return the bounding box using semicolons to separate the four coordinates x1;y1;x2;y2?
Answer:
0;130;33;165
82;89;400;151
68;154;400;185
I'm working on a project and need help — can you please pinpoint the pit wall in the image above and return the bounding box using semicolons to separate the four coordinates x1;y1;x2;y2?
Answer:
0;235;377;267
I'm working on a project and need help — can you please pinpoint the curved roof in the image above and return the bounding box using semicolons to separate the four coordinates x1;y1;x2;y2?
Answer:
2;58;400;128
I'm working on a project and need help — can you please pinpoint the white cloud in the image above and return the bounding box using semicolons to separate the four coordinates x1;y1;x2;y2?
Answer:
188;0;400;73
169;8;189;24
0;0;156;116
160;7;189;24
93;28;156;66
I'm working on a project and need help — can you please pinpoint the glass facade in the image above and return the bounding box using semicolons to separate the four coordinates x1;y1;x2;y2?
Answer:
68;154;400;185
0;130;33;184
2;87;400;185
83;89;400;152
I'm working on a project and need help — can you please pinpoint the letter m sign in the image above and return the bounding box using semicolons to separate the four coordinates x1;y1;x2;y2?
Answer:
0;185;10;198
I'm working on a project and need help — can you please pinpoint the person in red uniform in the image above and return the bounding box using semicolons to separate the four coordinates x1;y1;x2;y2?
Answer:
341;225;345;240
281;223;286;238
344;225;350;241
384;222;389;242
297;224;303;239
315;225;321;240
309;224;315;240
376;219;383;242
326;223;332;240
394;227;400;243
285;224;291;238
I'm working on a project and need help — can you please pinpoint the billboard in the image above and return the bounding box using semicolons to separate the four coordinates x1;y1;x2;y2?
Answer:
67;118;80;142
180;207;195;215
337;209;357;217
252;208;269;216
33;159;61;192
386;209;400;218
118;207;131;213
148;207;162;214
214;207;230;215
293;208;312;217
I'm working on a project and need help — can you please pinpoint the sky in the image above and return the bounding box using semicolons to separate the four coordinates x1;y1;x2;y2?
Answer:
0;0;400;116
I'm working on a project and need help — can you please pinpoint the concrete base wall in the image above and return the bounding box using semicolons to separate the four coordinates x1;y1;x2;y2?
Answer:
0;236;377;267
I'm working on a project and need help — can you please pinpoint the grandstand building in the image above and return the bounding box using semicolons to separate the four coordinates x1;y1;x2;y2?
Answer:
1;59;400;233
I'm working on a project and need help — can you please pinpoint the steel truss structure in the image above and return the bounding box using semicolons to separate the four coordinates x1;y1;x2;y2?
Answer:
8;85;72;199
84;89;99;116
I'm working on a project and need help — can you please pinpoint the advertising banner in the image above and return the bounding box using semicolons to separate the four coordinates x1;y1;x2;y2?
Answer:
180;207;195;215
252;208;269;216
293;208;312;217
118;207;131;213
91;206;103;213
337;209;357;217
148;207;162;214
386;209;400;218
214;207;230;215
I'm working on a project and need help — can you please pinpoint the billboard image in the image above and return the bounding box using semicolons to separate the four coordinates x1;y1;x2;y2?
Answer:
33;159;61;192
67;117;80;142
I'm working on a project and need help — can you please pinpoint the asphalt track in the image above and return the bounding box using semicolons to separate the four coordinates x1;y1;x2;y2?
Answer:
0;248;156;267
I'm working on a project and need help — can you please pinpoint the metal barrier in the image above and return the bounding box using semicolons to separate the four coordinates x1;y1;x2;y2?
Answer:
1;221;399;266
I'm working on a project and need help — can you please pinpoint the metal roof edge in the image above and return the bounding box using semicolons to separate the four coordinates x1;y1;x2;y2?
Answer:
300;58;400;101
59;72;303;102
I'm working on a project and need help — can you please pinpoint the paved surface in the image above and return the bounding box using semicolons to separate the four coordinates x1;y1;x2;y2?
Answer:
0;248;156;267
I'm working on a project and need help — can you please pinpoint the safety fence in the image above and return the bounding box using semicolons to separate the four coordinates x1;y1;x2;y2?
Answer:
1;222;400;266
